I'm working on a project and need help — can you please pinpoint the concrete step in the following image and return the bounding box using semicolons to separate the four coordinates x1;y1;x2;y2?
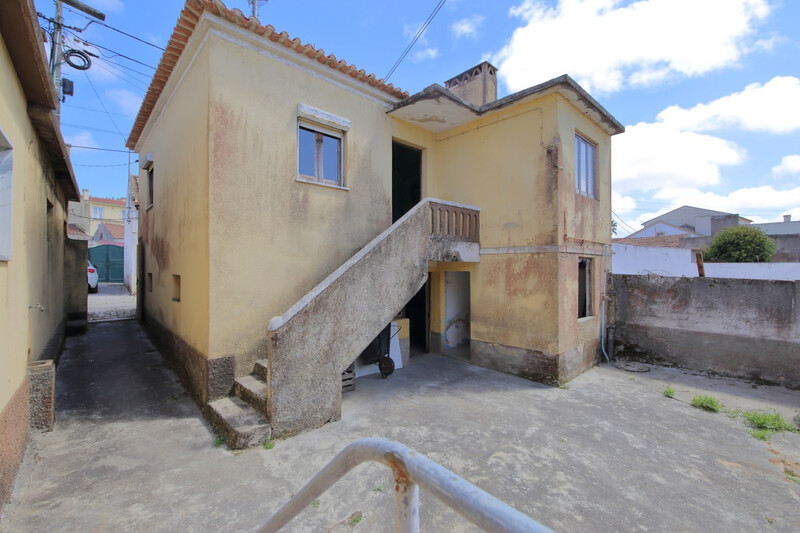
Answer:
254;358;268;381
234;375;268;417
205;397;271;450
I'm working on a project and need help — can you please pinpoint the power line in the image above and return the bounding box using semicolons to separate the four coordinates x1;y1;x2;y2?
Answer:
62;122;126;135
69;145;131;153
385;0;447;81
74;161;137;167
91;58;149;91
62;4;165;51
64;103;131;117
63;30;156;70
83;70;127;142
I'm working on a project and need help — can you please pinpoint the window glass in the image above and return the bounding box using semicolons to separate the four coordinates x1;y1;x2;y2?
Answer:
298;127;316;177
0;143;13;260
321;133;340;183
575;134;596;198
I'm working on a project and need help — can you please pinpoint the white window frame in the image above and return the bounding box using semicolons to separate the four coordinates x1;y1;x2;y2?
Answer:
296;104;349;190
0;127;12;261
92;206;104;219
142;153;154;209
575;133;596;199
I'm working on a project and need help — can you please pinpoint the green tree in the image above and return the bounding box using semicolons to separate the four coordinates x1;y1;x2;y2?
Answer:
704;225;776;263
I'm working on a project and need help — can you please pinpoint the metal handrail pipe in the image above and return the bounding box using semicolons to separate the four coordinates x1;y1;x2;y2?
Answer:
258;438;553;533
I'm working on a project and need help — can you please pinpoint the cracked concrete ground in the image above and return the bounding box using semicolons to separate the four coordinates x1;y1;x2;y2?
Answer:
88;283;135;322
1;320;799;532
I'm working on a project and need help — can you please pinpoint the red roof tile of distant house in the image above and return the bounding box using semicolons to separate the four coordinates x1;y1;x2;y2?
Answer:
67;224;89;238
127;0;408;150
89;196;126;207
613;235;689;248
103;223;125;240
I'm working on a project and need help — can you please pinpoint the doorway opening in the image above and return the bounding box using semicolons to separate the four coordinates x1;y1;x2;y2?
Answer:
443;271;470;360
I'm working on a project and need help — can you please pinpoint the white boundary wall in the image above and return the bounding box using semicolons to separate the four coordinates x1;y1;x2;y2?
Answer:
612;244;800;281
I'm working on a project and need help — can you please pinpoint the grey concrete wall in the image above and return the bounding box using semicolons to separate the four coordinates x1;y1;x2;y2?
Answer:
613;274;800;387
267;202;431;436
64;239;87;332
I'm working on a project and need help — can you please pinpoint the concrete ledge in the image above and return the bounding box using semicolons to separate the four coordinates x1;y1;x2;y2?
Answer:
0;379;28;505
27;360;55;432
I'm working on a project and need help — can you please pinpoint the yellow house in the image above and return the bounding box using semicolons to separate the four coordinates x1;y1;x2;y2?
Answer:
84;190;126;236
0;0;80;502
128;0;623;444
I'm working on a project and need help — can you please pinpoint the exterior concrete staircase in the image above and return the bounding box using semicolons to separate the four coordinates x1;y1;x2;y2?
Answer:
206;198;480;447
205;360;270;449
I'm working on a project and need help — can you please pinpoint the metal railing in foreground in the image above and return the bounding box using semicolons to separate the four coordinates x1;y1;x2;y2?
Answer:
258;438;553;533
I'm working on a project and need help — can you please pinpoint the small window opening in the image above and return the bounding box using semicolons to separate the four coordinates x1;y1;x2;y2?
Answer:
147;272;153;292
578;258;593;319
172;274;181;302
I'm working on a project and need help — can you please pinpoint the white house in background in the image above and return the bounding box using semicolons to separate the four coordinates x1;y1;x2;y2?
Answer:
123;174;139;295
753;214;800;236
627;205;751;238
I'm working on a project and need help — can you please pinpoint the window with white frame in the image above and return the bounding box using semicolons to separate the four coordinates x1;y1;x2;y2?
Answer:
575;133;596;198
296;104;349;188
92;206;104;219
578;257;593;319
0;129;13;260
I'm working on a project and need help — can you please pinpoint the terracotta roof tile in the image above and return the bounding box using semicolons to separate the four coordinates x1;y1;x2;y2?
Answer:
89;196;126;206
127;0;407;150
67;224;89;237
103;223;126;239
613;235;688;248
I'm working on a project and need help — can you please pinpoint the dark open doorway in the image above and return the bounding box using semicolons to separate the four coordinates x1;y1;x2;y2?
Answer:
392;142;428;352
392;142;422;223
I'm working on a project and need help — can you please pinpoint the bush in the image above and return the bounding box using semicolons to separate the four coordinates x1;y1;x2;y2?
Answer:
704;225;776;263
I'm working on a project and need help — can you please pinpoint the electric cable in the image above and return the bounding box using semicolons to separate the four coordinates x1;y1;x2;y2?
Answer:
82;70;128;142
69;146;131;153
62;4;165;51
385;0;447;81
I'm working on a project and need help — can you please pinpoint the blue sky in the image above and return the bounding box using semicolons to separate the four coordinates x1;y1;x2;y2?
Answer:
41;0;800;234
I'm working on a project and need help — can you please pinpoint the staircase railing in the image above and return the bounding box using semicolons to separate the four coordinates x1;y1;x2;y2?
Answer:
258;438;552;533
430;200;480;243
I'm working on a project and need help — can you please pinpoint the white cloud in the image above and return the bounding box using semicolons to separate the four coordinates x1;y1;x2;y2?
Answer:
404;22;430;46
106;88;143;117
657;76;800;134
494;0;770;94
412;48;439;62
64;131;100;149
451;15;485;39
612;122;744;193
612;191;637;213
773;155;800;177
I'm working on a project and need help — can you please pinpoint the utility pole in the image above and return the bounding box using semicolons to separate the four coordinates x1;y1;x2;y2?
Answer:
48;0;106;115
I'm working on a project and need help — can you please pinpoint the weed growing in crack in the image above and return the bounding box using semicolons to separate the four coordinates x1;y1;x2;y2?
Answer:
785;468;800;484
312;499;320;508
691;395;722;412
214;435;225;448
741;409;798;440
263;438;275;450
663;387;675;398
349;511;363;527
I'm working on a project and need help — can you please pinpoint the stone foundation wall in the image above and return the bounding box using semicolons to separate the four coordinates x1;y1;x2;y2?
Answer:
145;316;234;404
0;379;28;505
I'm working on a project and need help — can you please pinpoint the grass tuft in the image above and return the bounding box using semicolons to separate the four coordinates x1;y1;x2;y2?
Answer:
349;511;363;527
741;409;798;440
785;468;800;484
214;435;225;448
663;386;675;398
691;395;722;412
263;438;275;450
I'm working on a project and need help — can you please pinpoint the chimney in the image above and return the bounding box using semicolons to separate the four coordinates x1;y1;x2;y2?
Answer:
784;214;792;223
82;188;89;200
444;61;498;107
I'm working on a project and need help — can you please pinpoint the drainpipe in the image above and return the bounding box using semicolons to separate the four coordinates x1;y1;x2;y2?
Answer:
600;245;611;363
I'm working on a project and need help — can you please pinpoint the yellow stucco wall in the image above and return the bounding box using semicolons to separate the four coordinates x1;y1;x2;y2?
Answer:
205;33;396;372
137;40;210;357
0;34;68;410
87;200;124;235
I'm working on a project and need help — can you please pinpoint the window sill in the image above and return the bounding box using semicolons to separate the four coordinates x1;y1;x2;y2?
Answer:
146;203;153;211
577;315;595;322
295;176;349;191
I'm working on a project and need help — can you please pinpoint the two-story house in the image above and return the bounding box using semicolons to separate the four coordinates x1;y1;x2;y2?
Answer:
127;0;623;444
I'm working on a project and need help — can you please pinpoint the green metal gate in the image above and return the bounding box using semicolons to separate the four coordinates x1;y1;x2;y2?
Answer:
88;244;124;283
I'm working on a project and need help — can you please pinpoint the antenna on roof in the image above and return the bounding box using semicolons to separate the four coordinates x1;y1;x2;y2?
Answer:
247;0;268;18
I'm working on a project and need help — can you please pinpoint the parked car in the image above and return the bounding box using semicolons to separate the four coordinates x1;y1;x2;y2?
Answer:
87;261;99;293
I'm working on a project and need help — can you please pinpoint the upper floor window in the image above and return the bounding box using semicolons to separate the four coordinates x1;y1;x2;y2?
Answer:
296;104;349;189
142;153;154;209
575;134;596;199
92;206;104;219
0;129;13;261
298;123;342;186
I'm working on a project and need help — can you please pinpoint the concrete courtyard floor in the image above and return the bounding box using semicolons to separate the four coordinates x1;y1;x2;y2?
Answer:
2;320;799;532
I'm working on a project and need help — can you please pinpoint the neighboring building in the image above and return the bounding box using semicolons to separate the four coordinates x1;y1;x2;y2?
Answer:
124;174;139;295
753;214;800;236
85;191;126;236
127;0;623;440
92;221;124;244
0;0;81;504
628;205;751;238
